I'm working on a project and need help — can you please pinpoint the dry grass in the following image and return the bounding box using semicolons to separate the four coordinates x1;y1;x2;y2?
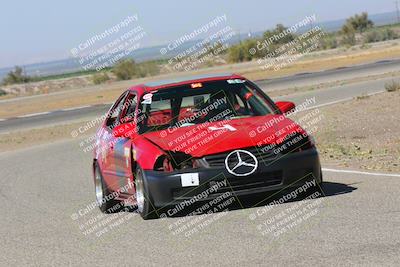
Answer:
385;80;400;92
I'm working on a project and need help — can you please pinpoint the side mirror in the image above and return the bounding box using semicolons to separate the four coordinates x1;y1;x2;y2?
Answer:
275;101;296;114
112;123;138;139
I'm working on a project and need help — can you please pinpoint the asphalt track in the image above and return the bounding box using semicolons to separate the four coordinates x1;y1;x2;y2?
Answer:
0;59;399;133
0;138;399;265
256;58;400;90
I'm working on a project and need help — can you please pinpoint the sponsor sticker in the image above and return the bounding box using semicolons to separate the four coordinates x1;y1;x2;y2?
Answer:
143;93;153;100
227;79;245;84
141;93;153;104
208;124;237;132
181;173;199;187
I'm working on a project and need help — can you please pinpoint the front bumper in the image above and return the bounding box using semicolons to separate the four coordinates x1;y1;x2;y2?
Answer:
144;148;321;208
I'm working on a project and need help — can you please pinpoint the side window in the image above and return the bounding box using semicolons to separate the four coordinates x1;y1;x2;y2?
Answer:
120;93;138;123
106;92;128;129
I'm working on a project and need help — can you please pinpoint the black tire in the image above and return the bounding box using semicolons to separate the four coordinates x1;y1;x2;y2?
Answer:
94;163;123;213
319;167;323;184
135;166;158;220
317;168;324;194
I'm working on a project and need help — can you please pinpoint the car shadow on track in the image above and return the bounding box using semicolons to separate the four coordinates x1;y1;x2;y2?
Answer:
239;181;357;209
319;181;358;197
160;181;357;218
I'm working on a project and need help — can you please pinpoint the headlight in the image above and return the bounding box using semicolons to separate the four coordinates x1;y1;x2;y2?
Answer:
154;152;196;171
279;132;315;154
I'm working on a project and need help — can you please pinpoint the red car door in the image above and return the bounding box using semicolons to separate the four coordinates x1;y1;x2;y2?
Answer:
100;92;128;193
107;92;138;195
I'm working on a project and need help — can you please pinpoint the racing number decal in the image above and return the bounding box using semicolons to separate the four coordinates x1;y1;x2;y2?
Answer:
208;124;237;132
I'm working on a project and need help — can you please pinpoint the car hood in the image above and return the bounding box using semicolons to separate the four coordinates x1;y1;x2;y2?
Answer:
142;115;305;158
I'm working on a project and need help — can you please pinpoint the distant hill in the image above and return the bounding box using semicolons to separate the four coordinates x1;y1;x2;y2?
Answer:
0;11;398;80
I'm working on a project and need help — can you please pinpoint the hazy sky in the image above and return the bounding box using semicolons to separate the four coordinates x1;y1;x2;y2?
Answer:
0;0;395;68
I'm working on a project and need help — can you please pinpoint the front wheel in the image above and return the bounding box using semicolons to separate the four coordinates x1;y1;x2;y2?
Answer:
94;163;122;213
317;168;325;194
135;166;158;220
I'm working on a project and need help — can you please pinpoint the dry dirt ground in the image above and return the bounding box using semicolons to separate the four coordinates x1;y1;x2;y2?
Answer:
1;40;400;119
1;90;399;173
0;121;97;152
311;91;400;173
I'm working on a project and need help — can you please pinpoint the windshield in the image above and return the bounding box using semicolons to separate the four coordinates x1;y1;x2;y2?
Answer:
138;79;275;134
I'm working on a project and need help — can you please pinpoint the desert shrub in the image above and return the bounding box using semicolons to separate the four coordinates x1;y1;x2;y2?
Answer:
227;24;296;63
0;88;7;96
340;24;356;46
365;30;381;43
341;33;356;46
203;41;228;56
365;28;399;43
2;66;31;85
227;39;265;63
112;59;136;80
263;24;296;45
385;80;400;92
319;35;338;50
228;44;246;63
344;12;374;34
381;28;398;40
136;61;160;78
92;72;110;84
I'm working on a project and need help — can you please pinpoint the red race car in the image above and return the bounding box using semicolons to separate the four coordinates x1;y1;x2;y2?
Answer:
92;73;322;219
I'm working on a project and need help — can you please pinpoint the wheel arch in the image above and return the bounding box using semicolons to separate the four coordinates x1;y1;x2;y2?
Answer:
132;136;165;170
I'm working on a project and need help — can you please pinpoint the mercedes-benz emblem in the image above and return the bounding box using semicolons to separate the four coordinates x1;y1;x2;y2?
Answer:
225;150;258;176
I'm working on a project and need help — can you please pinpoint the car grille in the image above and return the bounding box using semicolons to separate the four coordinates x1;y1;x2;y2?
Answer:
215;171;283;193
203;146;277;168
172;171;283;199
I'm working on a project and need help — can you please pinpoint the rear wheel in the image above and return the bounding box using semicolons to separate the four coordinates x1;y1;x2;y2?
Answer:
94;163;123;213
135;166;158;220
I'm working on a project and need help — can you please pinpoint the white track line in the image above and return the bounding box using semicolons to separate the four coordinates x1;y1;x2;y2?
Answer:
322;168;400;178
61;105;91;111
304;97;352;110
17;111;51;118
303;90;385;111
1;103;111;121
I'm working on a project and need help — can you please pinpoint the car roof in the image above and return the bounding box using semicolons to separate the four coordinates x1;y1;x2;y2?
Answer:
129;73;245;93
